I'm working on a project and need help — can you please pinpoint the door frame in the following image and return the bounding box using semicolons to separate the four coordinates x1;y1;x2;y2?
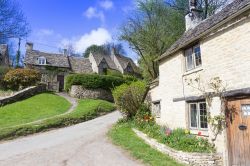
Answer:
57;75;65;92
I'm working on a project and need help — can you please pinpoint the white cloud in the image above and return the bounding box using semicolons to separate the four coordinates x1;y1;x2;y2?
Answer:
99;0;113;10
83;7;105;23
60;28;112;53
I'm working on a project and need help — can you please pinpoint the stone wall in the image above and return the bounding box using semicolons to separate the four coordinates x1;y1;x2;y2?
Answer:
69;85;113;102
133;128;223;166
0;84;46;106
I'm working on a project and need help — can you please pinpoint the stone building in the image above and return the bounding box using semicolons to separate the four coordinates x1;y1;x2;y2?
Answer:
24;43;140;91
149;0;250;166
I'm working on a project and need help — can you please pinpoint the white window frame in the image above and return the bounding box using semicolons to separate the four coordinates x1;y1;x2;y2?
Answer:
152;101;161;118
189;102;208;130
38;57;46;65
184;44;202;71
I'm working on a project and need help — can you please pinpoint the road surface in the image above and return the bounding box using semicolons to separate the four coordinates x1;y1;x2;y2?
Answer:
0;111;143;166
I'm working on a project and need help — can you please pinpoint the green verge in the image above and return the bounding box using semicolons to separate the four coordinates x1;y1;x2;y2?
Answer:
0;93;71;128
108;122;184;166
0;99;116;141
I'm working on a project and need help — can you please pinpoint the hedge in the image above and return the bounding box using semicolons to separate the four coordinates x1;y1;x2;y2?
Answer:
0;99;116;141
65;74;125;91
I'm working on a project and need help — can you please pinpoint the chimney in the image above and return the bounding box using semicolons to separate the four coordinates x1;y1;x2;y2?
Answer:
111;47;116;60
63;49;68;56
185;0;202;31
0;44;7;53
0;44;9;66
26;42;33;51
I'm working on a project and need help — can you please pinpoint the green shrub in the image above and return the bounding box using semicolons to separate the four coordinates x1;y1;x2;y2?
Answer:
106;69;123;78
112;81;147;119
65;74;125;91
123;74;139;84
3;68;41;90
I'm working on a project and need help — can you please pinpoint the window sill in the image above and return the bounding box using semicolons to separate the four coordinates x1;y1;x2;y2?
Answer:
190;129;209;137
183;67;203;76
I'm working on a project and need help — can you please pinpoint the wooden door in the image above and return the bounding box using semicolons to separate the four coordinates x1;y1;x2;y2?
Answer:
57;75;64;92
227;98;250;166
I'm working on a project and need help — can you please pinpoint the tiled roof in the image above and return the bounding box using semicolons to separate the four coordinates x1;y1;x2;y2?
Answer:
159;0;250;61
116;54;140;74
92;53;118;70
25;50;70;68
69;56;93;73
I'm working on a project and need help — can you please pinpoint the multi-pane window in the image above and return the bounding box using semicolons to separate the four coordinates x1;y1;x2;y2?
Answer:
185;44;202;71
38;57;46;65
242;104;250;116
189;102;208;130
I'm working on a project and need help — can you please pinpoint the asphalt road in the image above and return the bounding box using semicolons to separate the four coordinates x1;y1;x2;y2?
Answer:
0;111;143;166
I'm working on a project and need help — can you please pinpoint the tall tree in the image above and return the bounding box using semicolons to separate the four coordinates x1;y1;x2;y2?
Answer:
166;0;228;19
120;0;185;81
0;0;30;42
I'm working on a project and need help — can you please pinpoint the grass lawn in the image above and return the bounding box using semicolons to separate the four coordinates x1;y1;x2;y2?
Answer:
0;93;71;128
0;99;115;141
108;122;184;166
72;99;115;116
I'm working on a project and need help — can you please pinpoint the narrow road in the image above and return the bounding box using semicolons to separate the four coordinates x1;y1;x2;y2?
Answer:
0;111;143;166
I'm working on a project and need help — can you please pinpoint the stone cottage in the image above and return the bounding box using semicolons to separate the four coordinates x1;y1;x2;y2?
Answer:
149;0;250;166
0;44;9;67
24;43;140;91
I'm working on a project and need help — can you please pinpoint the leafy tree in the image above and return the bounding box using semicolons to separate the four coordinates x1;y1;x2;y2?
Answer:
83;45;107;58
0;0;30;42
103;43;127;55
84;43;127;58
120;0;185;81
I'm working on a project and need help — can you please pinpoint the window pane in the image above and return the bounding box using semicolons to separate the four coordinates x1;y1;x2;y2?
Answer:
199;103;208;129
190;104;198;128
185;48;193;70
194;45;202;67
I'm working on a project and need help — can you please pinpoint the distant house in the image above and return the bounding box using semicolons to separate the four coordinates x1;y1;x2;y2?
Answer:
150;0;250;166
24;42;140;91
0;44;9;67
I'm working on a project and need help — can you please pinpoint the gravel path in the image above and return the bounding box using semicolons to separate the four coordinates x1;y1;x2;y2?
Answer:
0;111;143;166
56;92;78;114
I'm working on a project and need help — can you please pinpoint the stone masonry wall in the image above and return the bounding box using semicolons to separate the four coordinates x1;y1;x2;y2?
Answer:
133;128;223;166
69;85;113;102
0;84;46;106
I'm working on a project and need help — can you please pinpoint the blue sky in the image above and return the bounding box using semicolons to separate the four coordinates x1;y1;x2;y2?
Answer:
17;0;137;60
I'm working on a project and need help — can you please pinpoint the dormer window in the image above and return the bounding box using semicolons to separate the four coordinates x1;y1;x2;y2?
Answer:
38;57;46;65
184;44;201;71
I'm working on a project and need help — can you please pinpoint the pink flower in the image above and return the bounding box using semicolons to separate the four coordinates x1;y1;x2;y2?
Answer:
198;131;202;136
165;129;172;136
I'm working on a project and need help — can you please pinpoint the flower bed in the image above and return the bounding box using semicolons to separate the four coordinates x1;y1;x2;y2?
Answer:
133;128;222;166
133;120;215;153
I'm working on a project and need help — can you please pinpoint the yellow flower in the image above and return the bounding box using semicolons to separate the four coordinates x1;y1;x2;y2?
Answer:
185;129;190;134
